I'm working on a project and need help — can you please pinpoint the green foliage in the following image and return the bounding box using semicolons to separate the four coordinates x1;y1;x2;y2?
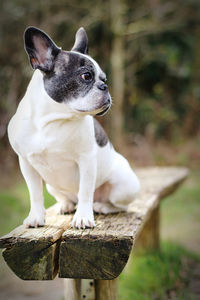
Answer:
126;27;199;139
119;242;200;300
161;170;200;249
0;181;56;236
0;0;199;147
162;170;200;214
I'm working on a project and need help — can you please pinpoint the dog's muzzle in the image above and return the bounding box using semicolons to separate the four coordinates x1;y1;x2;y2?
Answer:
96;98;111;116
96;104;110;116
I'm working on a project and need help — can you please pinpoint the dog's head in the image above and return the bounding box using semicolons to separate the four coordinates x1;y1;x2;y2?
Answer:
24;27;111;116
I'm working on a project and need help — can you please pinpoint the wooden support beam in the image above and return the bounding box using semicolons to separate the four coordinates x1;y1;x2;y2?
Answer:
63;279;81;300
2;240;59;280
95;278;118;300
64;279;96;300
81;279;95;300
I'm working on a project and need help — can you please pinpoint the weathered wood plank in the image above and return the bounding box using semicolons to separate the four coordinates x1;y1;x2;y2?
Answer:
0;167;188;280
59;167;188;280
3;241;58;280
0;208;73;248
0;209;73;280
59;213;136;279
129;167;189;238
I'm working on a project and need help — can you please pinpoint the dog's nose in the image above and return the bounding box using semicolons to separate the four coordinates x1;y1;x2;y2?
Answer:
97;82;108;91
106;98;111;104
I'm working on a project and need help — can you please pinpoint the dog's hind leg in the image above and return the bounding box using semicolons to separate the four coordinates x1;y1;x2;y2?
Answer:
93;201;123;214
46;184;76;214
106;152;140;212
93;182;124;214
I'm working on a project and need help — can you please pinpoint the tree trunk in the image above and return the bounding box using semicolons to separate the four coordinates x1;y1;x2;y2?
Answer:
184;18;200;135
110;0;125;147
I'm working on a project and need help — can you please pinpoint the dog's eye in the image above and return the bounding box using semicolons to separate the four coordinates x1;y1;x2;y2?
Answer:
81;72;92;81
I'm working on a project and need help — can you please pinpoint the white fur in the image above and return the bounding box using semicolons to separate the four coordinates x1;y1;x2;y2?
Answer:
8;69;140;229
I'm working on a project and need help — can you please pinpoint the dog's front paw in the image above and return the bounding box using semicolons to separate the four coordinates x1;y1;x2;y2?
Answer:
71;207;95;229
23;209;45;228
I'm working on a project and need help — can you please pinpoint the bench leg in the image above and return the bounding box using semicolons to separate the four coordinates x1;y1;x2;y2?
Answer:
135;205;160;252
95;278;118;300
64;278;95;300
64;279;81;300
64;278;118;300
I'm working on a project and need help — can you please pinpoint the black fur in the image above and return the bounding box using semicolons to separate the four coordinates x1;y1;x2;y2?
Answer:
43;51;95;103
93;118;108;147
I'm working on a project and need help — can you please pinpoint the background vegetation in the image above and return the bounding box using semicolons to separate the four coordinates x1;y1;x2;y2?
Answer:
0;0;200;167
0;0;199;299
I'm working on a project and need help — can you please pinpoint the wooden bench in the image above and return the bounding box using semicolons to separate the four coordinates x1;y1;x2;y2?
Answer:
0;167;188;300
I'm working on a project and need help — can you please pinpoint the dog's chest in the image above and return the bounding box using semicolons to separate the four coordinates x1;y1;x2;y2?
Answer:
10;117;83;189
29;147;79;191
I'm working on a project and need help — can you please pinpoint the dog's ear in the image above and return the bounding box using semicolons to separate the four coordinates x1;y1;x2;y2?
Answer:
71;27;88;54
24;27;61;72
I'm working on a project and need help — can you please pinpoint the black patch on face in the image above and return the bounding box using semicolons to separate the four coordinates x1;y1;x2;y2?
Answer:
43;51;95;103
80;57;86;67
93;118;108;147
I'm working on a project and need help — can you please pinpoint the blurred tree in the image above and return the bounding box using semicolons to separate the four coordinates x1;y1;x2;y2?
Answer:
122;0;200;140
109;0;125;145
0;0;199;167
183;20;200;135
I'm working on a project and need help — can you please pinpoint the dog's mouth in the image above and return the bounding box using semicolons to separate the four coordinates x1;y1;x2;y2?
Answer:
96;104;110;116
76;102;111;116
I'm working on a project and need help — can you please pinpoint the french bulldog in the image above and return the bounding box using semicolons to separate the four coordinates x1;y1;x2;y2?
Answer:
8;26;140;229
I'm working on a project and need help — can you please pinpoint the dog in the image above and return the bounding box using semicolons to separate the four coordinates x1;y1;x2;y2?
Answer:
8;26;140;229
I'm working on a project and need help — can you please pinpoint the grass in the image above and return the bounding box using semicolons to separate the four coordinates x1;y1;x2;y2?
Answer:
161;170;200;253
119;242;200;300
0;180;56;236
0;169;199;299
